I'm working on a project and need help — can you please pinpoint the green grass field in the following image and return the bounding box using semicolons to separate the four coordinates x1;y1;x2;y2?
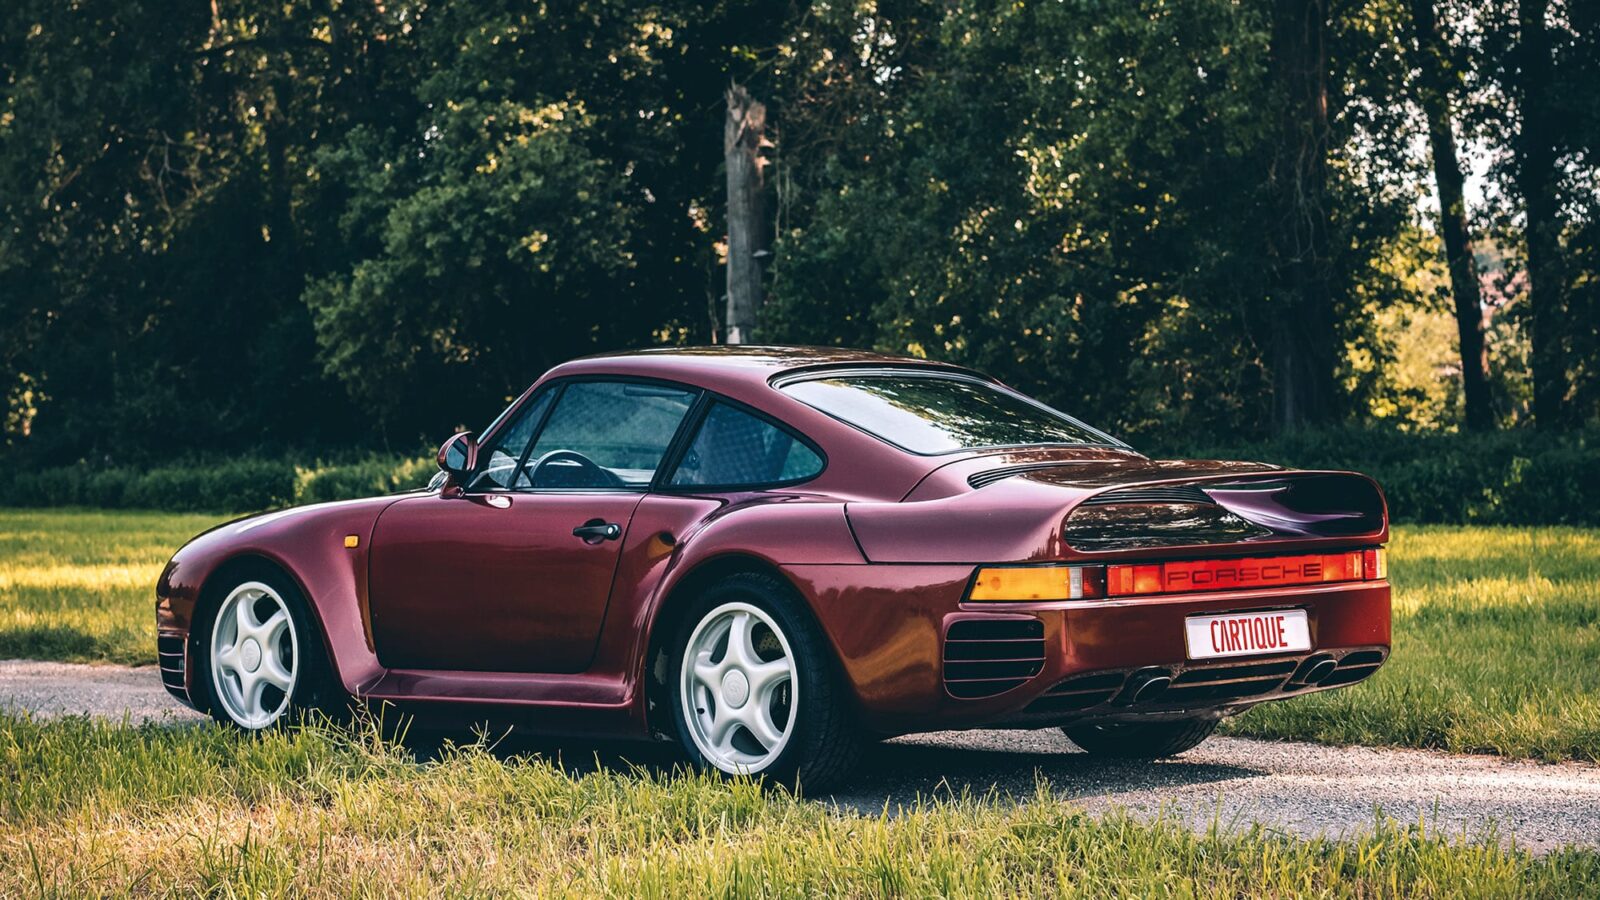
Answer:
0;509;222;665
2;509;1598;760
1;713;1596;897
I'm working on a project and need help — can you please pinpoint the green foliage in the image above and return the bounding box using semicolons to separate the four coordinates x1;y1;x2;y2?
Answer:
763;0;1421;436
0;455;431;513
5;429;1596;523
295;455;436;505
2;0;1596;468
1150;426;1600;525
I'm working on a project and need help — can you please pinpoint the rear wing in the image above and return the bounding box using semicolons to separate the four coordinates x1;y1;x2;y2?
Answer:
844;465;1387;563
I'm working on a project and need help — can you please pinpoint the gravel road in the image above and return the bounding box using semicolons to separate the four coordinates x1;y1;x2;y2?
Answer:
5;659;1597;853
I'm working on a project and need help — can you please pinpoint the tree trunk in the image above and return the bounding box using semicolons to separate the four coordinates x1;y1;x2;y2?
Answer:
1410;0;1494;430
724;84;767;345
1266;0;1339;430
1517;0;1569;428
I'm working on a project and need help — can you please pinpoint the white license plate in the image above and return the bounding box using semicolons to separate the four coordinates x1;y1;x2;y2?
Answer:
1185;609;1310;660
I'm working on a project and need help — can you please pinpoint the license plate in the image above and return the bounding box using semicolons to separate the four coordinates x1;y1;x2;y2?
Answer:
1185;609;1310;660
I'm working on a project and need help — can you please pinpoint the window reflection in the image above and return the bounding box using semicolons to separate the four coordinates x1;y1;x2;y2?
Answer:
783;374;1116;454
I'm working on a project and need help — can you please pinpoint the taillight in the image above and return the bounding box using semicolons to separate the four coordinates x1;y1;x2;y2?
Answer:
966;548;1385;602
968;565;1105;601
1363;547;1387;580
1105;550;1386;597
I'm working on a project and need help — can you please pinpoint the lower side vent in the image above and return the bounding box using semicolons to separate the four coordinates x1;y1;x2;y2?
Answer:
943;618;1045;699
157;633;188;699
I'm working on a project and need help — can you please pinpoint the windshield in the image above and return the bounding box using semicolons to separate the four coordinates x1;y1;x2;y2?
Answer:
780;372;1120;454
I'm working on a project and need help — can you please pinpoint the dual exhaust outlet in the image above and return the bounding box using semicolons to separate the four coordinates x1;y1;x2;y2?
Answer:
1118;652;1340;705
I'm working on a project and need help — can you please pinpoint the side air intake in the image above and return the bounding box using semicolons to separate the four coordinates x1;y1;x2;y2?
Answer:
942;617;1045;698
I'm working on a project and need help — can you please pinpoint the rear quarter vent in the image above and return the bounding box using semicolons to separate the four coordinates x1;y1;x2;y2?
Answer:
942;617;1045;699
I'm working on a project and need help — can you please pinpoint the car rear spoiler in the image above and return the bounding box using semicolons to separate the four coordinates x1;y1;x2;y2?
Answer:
844;465;1388;563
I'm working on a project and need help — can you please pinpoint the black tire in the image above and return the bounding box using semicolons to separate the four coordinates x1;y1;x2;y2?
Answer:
192;565;343;730
1063;718;1219;758
667;572;863;791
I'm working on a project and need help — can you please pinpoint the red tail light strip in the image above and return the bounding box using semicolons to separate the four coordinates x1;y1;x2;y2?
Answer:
1106;550;1383;597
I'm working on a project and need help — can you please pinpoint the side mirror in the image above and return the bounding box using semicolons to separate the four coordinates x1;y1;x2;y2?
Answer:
436;432;478;491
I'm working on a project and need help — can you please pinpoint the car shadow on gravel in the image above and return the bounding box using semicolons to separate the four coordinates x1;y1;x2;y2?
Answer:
826;736;1265;812
401;726;1265;811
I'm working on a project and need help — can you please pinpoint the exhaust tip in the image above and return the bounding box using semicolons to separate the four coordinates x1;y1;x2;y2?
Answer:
1121;667;1172;704
1133;675;1172;702
1303;658;1338;685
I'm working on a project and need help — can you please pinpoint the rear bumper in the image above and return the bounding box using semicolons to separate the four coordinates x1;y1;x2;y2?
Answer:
791;564;1391;735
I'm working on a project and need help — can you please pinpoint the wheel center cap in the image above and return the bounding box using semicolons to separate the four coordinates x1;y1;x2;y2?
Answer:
721;669;750;708
240;638;263;673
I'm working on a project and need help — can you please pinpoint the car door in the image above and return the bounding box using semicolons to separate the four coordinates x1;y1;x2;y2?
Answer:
367;379;699;673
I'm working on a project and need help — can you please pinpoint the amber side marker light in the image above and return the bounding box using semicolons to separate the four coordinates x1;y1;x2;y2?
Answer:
967;548;1386;602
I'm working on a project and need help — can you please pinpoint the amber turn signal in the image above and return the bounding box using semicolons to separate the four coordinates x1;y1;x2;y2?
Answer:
968;565;1105;601
343;534;360;549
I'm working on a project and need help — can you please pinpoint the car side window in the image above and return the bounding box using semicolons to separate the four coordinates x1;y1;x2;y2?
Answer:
517;381;697;489
669;402;823;488
470;390;554;490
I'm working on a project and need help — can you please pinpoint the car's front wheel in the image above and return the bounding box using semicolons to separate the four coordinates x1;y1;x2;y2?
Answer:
197;573;334;730
1063;718;1219;758
669;573;861;789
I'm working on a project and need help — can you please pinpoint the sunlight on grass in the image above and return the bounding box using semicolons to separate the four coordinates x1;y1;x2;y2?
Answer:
1225;525;1600;761
0;509;225;665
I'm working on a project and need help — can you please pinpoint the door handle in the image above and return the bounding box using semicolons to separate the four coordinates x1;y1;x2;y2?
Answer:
572;519;622;544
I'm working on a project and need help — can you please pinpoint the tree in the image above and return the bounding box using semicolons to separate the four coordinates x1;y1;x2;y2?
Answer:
1514;0;1569;427
1265;0;1340;429
1409;0;1493;430
723;83;769;344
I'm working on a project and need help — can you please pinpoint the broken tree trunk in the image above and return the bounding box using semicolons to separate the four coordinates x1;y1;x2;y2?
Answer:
724;83;767;345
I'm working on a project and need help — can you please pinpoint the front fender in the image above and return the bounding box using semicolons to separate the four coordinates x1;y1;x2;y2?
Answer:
157;496;403;698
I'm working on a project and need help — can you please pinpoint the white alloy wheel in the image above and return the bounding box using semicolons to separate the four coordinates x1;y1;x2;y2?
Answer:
209;580;300;728
679;600;799;774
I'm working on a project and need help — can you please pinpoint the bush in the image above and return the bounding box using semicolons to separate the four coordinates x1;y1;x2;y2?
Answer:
1;429;1595;523
1147;427;1600;526
296;455;435;505
0;454;428;513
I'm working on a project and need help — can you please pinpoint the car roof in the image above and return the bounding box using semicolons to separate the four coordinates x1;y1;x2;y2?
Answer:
504;346;1119;502
548;345;984;386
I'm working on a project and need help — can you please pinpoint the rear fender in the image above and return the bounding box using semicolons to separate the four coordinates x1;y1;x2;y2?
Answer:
621;495;865;726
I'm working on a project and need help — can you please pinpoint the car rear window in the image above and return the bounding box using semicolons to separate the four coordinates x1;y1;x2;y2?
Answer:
780;372;1117;454
668;402;823;488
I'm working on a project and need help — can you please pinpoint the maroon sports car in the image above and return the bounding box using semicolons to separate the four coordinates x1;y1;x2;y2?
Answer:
157;347;1390;787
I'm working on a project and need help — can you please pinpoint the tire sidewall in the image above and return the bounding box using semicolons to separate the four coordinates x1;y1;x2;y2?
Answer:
667;573;836;784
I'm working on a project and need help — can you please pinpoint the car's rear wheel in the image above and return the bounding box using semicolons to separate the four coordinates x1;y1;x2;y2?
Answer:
1062;718;1219;758
197;572;335;730
669;573;861;789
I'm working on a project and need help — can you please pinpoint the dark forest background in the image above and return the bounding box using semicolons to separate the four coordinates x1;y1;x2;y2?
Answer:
2;0;1597;473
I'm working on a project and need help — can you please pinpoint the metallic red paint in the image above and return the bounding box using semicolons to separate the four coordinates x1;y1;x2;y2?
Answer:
156;346;1392;741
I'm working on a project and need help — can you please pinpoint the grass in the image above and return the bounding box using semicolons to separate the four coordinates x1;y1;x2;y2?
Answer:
0;509;222;665
1222;526;1600;762
0;714;1597;897
1;508;1598;760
